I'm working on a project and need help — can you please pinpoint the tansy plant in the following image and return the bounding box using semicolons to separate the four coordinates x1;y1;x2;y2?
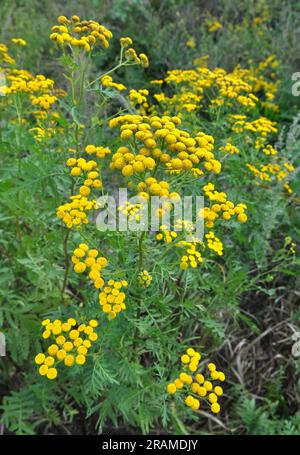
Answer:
29;16;243;414
0;3;299;436
2;14;295;425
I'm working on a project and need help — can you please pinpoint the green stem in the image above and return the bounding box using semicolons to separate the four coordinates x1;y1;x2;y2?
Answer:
138;230;146;271
61;229;71;304
133;230;146;354
87;62;125;88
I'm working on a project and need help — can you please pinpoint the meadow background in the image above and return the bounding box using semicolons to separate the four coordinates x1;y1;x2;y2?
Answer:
0;0;300;435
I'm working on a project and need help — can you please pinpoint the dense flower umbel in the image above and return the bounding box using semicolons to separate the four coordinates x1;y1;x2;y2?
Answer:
109;114;221;177
137;177;180;202
154;201;240;270
201;183;248;226
178;241;204;269
85;144;111;159
177;231;223;270
72;244;108;289
56;195;97;229
34;318;99;379
167;348;225;414
50;15;113;51
99;280;128;319
155;222;225;270
66;157;103;196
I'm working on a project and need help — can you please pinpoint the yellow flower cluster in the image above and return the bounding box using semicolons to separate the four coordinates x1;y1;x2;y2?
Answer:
50;15;113;51
110;145;156;177
153;86;201;113
35;318;98;379
236;93;258;107
201;183;248;226
176;231;223;270
99;280;128;319
262;144;277;156
219;113;292;191
138;270;153;288
205;232;223;256
119;37;149;67
167;348;225;414
156;225;178;243
0;42;65;141
154;66;249;111
155;220;224;269
101;75;126;91
125;48;149;68
72;245;128;320
11;38;27;46
120;37;132;48
56;195;97;229
219;142;239;155
129;89;149;108
85;144;111;159
0;43;15;65
231;116;277;150
66;157;102;196
178;241;203;270
72;247;127;320
253;55;279;103
109;114;220;177
152;56;279;115
137;177;180;201
3;69;56;101
30;93;57;110
246;161;295;186
29;126;57;142
72;244;107;289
